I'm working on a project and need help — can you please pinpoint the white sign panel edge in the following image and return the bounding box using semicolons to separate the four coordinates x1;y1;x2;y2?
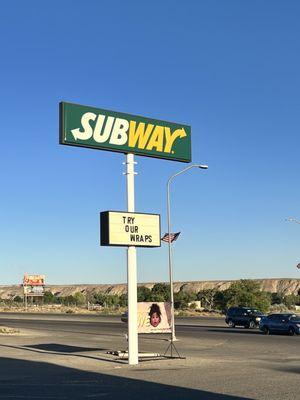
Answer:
100;211;161;247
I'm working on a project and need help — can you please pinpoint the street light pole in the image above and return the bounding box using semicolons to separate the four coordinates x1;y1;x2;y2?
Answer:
167;164;208;342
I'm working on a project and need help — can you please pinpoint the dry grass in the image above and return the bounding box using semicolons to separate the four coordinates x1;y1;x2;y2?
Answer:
0;326;20;335
0;304;126;315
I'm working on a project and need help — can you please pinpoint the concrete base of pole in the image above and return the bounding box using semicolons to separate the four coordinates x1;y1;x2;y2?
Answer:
108;351;161;359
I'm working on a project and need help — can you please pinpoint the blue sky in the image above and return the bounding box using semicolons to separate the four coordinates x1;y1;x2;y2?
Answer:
0;1;299;284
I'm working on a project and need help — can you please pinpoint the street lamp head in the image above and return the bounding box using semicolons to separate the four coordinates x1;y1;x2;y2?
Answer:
286;217;300;225
197;164;208;169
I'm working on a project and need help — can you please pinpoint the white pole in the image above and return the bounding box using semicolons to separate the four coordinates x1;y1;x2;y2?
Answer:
126;153;138;365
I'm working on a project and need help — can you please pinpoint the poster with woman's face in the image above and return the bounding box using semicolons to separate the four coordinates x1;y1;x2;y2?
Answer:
137;302;172;333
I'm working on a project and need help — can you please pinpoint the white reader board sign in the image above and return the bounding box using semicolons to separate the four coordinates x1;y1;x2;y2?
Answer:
100;211;161;247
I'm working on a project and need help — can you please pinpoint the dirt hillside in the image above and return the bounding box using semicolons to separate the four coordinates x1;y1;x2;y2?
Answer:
0;278;299;299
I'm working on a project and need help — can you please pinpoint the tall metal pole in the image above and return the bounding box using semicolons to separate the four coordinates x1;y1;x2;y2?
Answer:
167;164;208;343
126;153;138;365
167;179;177;342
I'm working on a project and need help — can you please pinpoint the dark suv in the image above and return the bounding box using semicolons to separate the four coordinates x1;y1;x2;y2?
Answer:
225;307;264;328
259;313;300;335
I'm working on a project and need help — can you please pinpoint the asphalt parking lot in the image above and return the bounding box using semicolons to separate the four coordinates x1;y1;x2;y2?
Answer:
0;313;299;399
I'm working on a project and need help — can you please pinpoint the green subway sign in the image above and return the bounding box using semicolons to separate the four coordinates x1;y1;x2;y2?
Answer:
59;102;191;162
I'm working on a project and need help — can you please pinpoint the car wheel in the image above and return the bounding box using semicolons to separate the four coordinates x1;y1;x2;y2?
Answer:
288;327;295;336
228;319;235;328
249;321;256;329
262;326;270;335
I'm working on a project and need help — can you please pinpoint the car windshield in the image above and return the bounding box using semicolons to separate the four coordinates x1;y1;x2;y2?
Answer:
247;309;262;315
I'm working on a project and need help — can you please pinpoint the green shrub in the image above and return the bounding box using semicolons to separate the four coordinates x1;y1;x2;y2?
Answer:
43;291;58;304
13;296;23;303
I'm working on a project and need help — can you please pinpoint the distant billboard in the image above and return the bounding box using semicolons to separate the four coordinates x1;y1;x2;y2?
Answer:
137;302;171;334
23;274;45;286
23;285;45;296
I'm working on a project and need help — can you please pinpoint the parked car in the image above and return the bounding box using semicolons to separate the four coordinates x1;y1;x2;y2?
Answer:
259;313;300;336
225;307;264;328
121;311;128;323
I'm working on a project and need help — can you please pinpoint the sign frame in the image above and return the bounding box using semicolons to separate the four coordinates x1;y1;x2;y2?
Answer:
100;210;161;248
60;101;192;163
23;274;45;286
137;302;172;334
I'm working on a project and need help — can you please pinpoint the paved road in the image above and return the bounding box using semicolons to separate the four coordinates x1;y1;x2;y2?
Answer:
0;313;299;399
1;312;297;356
